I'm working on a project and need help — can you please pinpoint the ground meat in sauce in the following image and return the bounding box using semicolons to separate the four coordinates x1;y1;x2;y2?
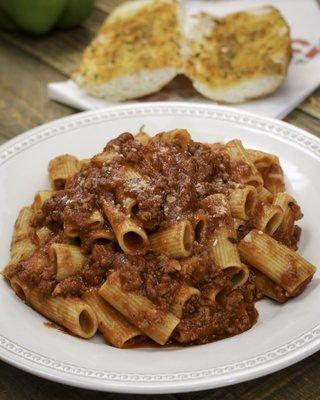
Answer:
8;130;306;345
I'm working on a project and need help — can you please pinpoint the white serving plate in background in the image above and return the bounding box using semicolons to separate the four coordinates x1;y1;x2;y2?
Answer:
0;102;319;394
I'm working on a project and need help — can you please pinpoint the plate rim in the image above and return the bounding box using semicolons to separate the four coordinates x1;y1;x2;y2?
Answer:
1;101;320;394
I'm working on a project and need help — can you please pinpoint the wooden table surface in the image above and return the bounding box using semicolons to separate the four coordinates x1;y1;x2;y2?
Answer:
1;1;320;399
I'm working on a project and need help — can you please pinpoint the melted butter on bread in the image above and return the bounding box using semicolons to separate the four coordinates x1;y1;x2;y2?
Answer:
73;0;182;101
184;6;291;103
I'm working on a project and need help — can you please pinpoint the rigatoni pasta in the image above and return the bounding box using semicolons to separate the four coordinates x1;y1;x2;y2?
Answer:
48;154;80;190
253;269;288;303
238;230;315;295
12;206;34;243
232;263;250;289
83;291;142;348
115;186;138;215
225;139;263;187
134;129;151;146
252;203;284;235
35;226;53;245
10;277;97;338
227;185;257;220
63;221;80;238
92;149;117;167
99;272;180;345
86;210;104;230
257;186;274;203
247;149;279;171
193;212;208;243
32;190;53;211
4;207;37;274
2;129;316;348
209;225;242;275
102;199;149;255
262;163;285;194
170;285;200;318
201;194;242;275
156;129;191;151
49;243;88;281
273;193;301;241
150;220;194;258
80;228;115;252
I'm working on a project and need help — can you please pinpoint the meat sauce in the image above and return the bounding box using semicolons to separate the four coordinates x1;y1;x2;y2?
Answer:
6;131;303;345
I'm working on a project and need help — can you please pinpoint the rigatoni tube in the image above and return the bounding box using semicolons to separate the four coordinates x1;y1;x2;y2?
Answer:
32;190;52;211
35;226;53;245
273;192;299;237
10;277;31;302
253;269;288;303
49;243;88;281
12;206;34;242
238;230;316;295
257;186;274;203
156;129;191;151
86;210;104;230
134;130;151;146
204;285;224;302
79;158;90;169
150;220;194;258
99;272;179;345
225;140;263;187
263;164;285;194
170;285;200;318
92;150;117;167
48;154;80;190
83;291;142;348
273;192;297;211
4;207;37;275
193;212;208;243
8;239;37;272
10;278;97;338
253;203;283;235
87;228;114;242
209;225;242;275
232;263;250;288
102;199;149;255
228;185;257;220
233;218;246;231
63;221;79;238
247;149;279;171
115;185;138;216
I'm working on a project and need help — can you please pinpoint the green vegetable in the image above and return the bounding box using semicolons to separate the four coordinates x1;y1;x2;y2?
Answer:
0;0;94;35
0;7;18;31
56;0;94;29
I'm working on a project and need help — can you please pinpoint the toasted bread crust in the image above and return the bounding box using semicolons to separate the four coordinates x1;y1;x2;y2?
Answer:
184;6;291;103
80;68;178;101
74;3;292;104
73;0;182;101
193;75;286;104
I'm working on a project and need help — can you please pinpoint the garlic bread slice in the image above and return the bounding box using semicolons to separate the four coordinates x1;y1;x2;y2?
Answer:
73;0;182;101
184;6;291;104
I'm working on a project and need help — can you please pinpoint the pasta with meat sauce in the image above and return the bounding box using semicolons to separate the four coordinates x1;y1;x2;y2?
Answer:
3;129;316;347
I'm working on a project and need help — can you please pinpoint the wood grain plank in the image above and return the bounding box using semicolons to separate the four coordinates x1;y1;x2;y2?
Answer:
0;38;74;139
176;351;320;400
0;135;8;145
0;360;175;400
0;30;88;77
0;7;106;77
79;7;106;34
95;0;127;13
285;109;320;137
298;88;320;120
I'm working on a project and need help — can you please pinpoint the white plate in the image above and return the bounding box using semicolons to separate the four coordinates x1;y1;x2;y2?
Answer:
0;102;319;394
